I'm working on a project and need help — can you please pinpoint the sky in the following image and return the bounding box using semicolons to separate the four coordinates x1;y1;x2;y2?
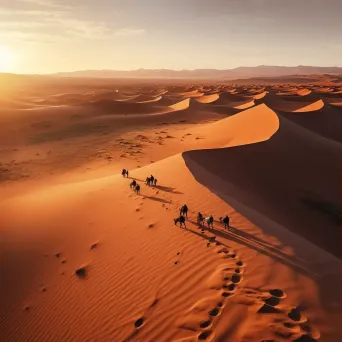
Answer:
0;0;341;74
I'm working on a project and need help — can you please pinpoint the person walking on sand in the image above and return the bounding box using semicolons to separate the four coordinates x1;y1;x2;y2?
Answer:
122;169;126;177
135;184;140;194
154;178;157;186
222;215;230;230
182;204;188;219
197;212;204;225
126;170;129;178
130;180;137;189
206;215;214;229
150;175;154;185
146;177;150;186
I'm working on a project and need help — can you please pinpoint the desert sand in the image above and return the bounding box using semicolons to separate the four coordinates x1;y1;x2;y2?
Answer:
0;74;341;342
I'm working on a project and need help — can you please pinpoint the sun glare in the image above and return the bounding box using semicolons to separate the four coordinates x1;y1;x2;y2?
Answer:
0;45;14;72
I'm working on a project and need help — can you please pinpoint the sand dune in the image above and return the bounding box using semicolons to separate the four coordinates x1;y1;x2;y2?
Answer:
263;94;324;112
180;90;204;97
122;94;163;103
183;114;341;257
297;88;312;96
194;92;255;110
251;91;267;99
169;98;191;111
313;87;334;94
186;104;279;147
2;142;341;342
279;103;342;143
1;76;342;342
195;94;220;104
327;101;342;108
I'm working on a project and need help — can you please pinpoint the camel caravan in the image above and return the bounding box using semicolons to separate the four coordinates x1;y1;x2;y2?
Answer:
146;175;157;186
175;206;230;232
123;167;230;232
124;168;159;195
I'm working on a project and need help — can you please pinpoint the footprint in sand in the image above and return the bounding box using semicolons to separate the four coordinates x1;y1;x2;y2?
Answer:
269;289;285;298
185;247;246;340
231;273;242;284
176;227;247;340
241;288;320;341
198;330;213;340
90;242;98;250
75;266;87;278
221;291;234;298
208;308;220;317
199;320;212;329
134;317;144;328
223;283;236;292
288;307;307;323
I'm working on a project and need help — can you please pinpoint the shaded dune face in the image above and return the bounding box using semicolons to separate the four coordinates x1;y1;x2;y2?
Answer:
278;105;342;143
263;93;324;113
183;113;342;257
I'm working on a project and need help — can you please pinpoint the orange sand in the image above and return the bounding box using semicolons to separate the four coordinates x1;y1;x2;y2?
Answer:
1;75;341;342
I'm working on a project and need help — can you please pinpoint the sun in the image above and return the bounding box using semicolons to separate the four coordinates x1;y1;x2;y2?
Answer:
0;45;14;72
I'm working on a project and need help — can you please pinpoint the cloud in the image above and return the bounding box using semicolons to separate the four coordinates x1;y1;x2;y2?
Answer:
19;0;68;8
0;0;145;43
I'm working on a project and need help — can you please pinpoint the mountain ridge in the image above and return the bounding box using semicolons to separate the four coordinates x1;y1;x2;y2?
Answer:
52;66;342;79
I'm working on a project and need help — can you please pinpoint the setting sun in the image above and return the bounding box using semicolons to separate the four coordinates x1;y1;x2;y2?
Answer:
0;45;14;72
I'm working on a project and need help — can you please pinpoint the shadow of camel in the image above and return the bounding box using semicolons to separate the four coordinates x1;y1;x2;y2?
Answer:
183;219;342;315
156;185;183;194
183;219;317;278
184;227;231;249
127;176;145;182
183;219;231;248
140;194;171;204
127;177;183;194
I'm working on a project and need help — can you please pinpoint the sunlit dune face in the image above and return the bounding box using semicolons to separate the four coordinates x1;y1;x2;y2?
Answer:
0;45;14;72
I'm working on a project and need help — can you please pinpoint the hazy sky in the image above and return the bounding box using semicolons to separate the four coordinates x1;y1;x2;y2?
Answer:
0;0;341;73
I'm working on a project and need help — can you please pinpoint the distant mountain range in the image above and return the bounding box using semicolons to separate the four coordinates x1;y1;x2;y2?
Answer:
53;66;342;79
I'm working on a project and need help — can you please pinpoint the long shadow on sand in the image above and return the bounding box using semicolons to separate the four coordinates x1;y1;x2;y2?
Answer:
127;177;145;182
182;114;342;258
140;194;171;204
127;177;183;194
155;185;183;194
186;219;314;277
180;221;231;249
182;220;342;313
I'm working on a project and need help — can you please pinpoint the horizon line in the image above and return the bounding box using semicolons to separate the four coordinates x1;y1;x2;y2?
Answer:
1;64;342;77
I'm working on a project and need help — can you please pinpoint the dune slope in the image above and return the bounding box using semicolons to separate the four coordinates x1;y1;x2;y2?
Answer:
1;149;341;342
1;79;342;342
183;115;342;257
